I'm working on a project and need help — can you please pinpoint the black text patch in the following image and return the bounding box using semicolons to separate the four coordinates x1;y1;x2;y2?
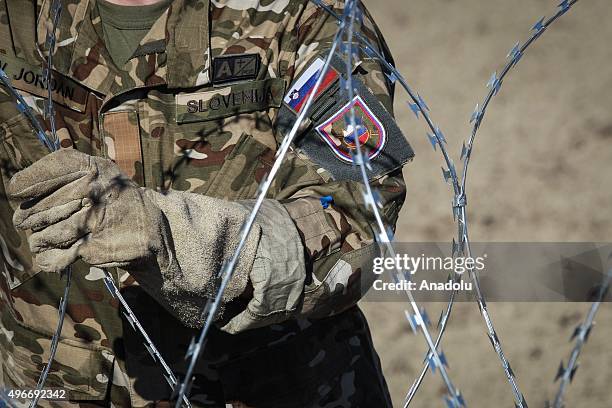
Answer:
212;54;261;84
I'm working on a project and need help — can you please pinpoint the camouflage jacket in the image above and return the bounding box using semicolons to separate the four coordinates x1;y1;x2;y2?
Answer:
0;0;411;406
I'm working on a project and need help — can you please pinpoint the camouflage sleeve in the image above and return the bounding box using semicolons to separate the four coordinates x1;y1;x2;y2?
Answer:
281;166;406;319
285;1;412;317
224;1;410;332
277;1;410;318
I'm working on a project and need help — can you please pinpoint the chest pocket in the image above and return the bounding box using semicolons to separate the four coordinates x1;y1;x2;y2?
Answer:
101;109;145;186
126;82;283;200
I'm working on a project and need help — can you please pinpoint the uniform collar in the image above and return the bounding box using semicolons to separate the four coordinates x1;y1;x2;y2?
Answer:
36;0;211;99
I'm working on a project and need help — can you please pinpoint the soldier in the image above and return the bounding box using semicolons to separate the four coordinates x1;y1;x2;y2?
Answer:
0;0;413;407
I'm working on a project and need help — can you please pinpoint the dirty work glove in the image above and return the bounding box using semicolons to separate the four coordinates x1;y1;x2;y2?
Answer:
8;149;262;324
9;149;166;271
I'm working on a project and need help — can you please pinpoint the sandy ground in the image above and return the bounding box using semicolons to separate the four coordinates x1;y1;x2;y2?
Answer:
359;0;612;406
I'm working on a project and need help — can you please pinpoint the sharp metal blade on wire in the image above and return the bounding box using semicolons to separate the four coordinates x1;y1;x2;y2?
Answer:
552;261;610;407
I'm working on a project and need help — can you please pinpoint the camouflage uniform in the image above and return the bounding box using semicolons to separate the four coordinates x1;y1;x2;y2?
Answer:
0;1;412;407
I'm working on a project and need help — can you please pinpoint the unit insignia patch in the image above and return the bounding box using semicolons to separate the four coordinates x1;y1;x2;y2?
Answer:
315;95;386;163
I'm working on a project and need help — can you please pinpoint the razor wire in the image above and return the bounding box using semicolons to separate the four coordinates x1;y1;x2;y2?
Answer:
0;1;598;408
0;2;188;407
551;261;612;408
313;3;476;408
28;2;68;407
320;0;583;406
310;3;468;406
455;1;580;406
341;1;464;406
0;65;67;408
43;0;60;142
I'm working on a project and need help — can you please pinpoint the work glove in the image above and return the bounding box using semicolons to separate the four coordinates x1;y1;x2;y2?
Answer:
8;149;262;324
9;149;166;271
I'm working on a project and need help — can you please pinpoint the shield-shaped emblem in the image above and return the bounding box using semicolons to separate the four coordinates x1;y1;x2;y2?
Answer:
315;96;386;163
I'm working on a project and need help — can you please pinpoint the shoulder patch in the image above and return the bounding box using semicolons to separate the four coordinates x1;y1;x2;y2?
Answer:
277;60;414;182
315;95;386;163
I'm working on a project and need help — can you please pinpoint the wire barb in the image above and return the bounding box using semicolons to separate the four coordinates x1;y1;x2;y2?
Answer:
552;263;611;407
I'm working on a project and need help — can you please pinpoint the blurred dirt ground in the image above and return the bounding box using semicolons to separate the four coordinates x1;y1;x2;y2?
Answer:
359;0;612;406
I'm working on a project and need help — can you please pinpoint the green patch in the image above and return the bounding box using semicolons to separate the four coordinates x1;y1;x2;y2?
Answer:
175;78;285;124
0;53;88;112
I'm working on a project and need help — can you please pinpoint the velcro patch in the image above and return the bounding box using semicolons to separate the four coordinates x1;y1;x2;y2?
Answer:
212;53;261;84
277;59;414;182
284;57;339;114
102;110;144;186
176;78;286;124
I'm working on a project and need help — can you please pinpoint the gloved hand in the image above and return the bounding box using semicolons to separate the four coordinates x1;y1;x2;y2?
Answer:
8;149;262;326
8;149;166;272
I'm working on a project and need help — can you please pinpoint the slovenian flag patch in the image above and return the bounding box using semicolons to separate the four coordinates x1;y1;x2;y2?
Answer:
284;57;339;113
